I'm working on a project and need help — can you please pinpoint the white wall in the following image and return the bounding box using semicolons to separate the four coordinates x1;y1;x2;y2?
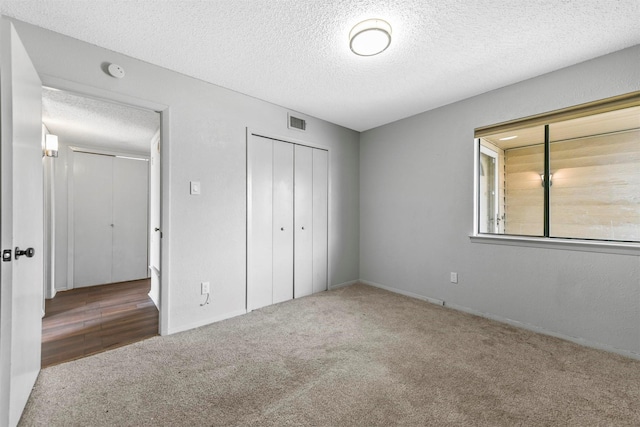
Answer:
52;141;68;291
10;18;360;334
42;124;56;300
360;45;640;358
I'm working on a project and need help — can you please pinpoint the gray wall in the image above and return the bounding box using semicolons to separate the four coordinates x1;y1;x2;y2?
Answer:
11;18;360;334
360;45;640;358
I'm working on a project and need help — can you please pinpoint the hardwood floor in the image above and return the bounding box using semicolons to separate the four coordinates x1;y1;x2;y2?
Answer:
42;279;158;368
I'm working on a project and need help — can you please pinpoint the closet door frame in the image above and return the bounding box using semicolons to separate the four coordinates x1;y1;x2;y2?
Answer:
246;129;330;309
67;146;150;290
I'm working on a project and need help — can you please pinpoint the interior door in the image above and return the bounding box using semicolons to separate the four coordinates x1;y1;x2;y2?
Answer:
73;152;113;287
149;133;161;306
294;145;313;298
247;135;273;310
112;156;149;283
0;22;44;426
312;149;328;294
272;140;293;304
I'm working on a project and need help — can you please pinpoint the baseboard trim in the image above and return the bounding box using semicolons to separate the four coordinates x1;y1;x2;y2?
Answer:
359;279;640;361
444;302;640;361
359;279;445;307
329;280;358;290
167;308;247;335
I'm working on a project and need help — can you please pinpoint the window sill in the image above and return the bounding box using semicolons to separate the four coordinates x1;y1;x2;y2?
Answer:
469;234;640;256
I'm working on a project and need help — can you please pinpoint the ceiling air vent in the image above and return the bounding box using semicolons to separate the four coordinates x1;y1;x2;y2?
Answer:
288;114;306;131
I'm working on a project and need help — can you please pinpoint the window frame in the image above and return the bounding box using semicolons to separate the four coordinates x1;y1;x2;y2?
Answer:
478;144;500;234
471;91;640;255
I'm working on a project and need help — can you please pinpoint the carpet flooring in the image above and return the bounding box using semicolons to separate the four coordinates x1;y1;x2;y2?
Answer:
20;283;640;426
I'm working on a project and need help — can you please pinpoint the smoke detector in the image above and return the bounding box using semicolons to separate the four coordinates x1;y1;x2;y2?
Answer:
107;63;125;79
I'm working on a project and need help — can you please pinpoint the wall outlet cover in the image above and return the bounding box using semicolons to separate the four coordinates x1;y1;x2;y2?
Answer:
201;281;210;294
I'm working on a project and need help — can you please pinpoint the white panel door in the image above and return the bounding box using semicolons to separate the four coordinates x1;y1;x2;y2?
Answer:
0;22;43;426
247;135;273;310
149;133;161;307
112;157;149;283
73;152;113;287
312;149;328;294
294;145;313;298
272;141;294;304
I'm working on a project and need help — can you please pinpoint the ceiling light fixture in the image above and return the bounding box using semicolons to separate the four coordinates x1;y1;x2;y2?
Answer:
499;135;518;141
349;19;392;56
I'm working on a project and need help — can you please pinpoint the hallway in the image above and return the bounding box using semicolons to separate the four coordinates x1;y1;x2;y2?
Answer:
41;279;158;367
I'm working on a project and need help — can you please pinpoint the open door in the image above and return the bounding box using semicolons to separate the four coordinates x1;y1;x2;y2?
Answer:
0;21;44;426
149;130;161;307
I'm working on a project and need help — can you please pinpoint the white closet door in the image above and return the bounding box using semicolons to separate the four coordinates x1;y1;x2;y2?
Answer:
312;149;328;294
294;145;313;298
112;157;149;283
247;135;273;310
272;141;294;304
73;152;113;287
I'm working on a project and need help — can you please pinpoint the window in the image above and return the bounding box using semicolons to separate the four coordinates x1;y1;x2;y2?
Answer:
474;92;640;244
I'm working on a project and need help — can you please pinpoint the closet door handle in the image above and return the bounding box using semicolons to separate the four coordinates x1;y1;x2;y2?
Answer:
301;226;305;230
281;227;284;231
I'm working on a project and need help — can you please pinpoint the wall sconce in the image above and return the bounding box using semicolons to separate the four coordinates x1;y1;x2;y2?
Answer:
45;134;59;158
540;173;553;187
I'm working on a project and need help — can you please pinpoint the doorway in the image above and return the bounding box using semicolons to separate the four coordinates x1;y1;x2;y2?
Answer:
41;87;162;366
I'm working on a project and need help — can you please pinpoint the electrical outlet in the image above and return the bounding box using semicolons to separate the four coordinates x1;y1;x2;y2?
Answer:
201;281;210;294
450;272;458;284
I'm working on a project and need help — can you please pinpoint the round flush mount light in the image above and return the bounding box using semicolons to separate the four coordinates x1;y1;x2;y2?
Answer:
349;19;392;56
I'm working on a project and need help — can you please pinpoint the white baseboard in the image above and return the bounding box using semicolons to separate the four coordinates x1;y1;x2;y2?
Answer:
358;279;640;361
167;308;247;335
360;279;445;307
329;280;358;290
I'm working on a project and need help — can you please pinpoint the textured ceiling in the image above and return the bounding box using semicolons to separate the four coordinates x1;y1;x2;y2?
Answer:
4;1;640;131
42;88;159;154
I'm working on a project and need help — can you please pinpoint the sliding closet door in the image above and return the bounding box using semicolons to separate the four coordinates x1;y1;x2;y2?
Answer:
247;135;274;310
73;152;113;287
294;145;313;298
112;157;149;283
312;149;328;294
272;141;294;304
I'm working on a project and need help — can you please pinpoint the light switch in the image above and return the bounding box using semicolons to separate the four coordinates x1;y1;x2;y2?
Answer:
190;181;201;195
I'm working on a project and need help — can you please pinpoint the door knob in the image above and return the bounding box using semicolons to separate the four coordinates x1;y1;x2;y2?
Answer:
281;227;284;231
15;247;35;259
154;227;161;232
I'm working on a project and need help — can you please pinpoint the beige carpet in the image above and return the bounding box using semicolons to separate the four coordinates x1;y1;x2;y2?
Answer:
20;283;640;426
